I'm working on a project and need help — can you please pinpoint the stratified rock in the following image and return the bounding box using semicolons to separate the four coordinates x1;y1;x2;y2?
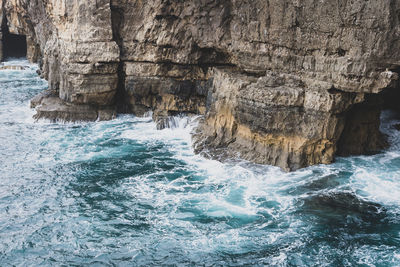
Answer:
1;0;400;170
192;68;368;170
122;65;209;118
0;65;27;70
33;96;116;123
1;0;120;107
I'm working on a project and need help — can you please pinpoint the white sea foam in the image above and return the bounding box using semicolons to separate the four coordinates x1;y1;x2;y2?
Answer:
119;115;305;227
350;166;400;207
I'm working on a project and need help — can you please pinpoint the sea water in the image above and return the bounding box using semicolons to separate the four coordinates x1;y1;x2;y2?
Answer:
0;59;399;266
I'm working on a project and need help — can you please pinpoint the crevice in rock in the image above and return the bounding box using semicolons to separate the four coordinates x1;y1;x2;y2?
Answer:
328;86;346;95
121;59;235;69
196;46;231;65
1;16;27;60
110;2;127;113
324;47;347;57
154;14;179;21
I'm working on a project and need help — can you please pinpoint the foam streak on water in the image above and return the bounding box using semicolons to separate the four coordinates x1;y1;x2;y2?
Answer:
1;59;400;266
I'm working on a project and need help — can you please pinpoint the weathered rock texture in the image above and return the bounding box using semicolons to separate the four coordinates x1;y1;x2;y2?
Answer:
1;0;400;170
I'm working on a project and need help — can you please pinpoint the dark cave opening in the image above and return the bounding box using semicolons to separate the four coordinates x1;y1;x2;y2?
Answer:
1;19;27;59
380;77;400;131
381;84;400;114
337;77;400;157
337;94;387;157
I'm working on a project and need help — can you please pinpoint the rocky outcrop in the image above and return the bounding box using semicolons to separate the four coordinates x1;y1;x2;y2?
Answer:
1;0;400;170
30;89;116;122
0;64;26;70
1;0;119;121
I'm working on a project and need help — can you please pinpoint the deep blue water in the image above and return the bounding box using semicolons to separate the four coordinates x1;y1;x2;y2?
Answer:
1;59;400;266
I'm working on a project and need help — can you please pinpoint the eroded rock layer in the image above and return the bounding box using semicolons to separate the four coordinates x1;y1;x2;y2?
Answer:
1;0;400;170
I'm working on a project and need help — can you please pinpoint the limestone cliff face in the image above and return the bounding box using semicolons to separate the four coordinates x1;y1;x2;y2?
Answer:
1;0;400;170
1;0;119;121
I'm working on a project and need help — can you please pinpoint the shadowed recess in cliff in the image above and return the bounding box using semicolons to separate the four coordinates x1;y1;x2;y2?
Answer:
380;76;400;134
337;94;388;157
337;72;400;157
1;18;27;59
381;68;400;113
110;3;126;113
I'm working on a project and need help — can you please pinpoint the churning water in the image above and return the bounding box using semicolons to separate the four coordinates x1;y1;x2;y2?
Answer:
1;59;400;266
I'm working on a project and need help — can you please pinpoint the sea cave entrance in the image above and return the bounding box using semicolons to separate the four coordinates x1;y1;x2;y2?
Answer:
381;77;400;114
380;79;400;130
337;75;400;157
1;19;27;59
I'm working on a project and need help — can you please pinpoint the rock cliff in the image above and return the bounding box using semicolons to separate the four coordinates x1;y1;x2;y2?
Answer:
1;0;400;170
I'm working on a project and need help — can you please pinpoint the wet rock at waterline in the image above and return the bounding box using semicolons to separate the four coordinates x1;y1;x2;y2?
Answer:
1;0;400;170
302;192;387;222
0;65;27;70
32;96;116;123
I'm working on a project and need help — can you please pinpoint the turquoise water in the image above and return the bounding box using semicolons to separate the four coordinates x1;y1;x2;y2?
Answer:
1;59;400;266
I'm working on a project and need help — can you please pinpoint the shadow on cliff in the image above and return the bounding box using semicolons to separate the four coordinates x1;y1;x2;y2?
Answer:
1;17;27;59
